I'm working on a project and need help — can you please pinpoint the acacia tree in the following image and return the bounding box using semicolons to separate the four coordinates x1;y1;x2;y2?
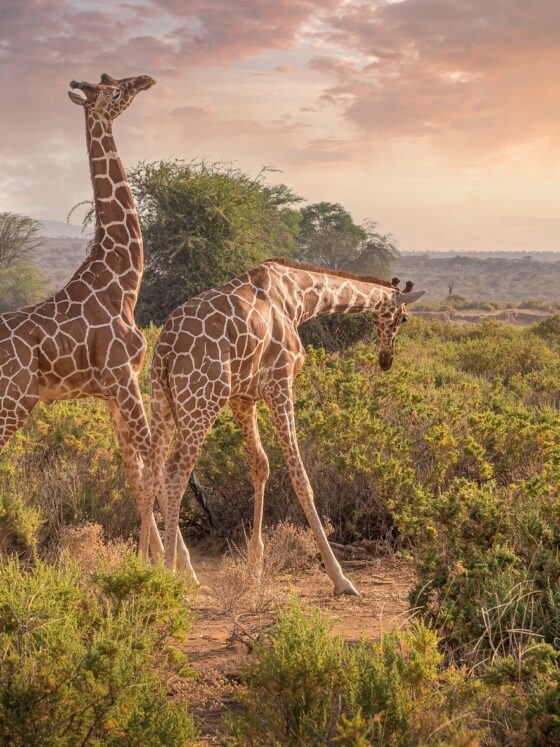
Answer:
0;213;48;312
129;160;301;325
0;212;42;266
297;202;399;277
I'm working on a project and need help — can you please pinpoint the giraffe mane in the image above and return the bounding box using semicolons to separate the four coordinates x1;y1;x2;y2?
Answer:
264;256;395;289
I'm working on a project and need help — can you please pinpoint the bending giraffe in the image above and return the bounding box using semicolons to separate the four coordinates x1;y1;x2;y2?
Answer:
140;257;425;594
0;73;192;563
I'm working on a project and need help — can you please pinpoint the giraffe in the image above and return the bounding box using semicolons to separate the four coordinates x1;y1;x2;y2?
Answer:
140;257;425;594
0;72;192;563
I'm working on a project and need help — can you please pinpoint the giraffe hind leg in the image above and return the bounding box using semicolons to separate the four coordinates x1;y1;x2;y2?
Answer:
106;399;164;562
140;380;192;570
161;401;227;574
108;374;194;569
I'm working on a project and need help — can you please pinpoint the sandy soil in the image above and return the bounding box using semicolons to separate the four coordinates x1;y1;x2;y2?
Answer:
171;546;415;744
413;308;550;326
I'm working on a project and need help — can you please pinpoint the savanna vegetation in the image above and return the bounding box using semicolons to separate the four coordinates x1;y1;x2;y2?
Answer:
3;161;560;743
67;159;401;325
0;554;196;745
2;314;560;743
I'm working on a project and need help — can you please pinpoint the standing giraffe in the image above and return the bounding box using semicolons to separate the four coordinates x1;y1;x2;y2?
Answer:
0;73;191;563
140;257;425;594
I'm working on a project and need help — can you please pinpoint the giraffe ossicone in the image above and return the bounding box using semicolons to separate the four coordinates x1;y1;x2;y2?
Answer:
140;257;425;596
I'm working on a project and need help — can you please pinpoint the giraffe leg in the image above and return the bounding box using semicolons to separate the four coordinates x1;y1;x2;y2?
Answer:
161;406;225;573
0;367;38;454
160;440;202;576
106;399;164;562
0;398;38;453
230;398;269;569
265;388;358;596
110;375;194;569
140;380;194;571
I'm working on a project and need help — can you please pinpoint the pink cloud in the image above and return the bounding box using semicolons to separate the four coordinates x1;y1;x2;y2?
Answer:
308;0;560;151
155;0;340;62
1;0;560;253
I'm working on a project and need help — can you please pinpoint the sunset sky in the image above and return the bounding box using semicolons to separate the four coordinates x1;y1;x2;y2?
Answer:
1;0;560;250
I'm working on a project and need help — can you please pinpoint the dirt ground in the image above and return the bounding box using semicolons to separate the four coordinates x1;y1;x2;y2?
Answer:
173;545;415;744
413;307;550;326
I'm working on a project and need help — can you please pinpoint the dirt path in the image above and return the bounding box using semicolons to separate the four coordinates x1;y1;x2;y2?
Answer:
174;546;415;743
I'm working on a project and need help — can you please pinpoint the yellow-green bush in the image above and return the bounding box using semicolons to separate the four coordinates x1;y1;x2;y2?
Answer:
226;599;560;746
0;397;137;555
225;600;481;746
3;315;560;672
0;554;196;745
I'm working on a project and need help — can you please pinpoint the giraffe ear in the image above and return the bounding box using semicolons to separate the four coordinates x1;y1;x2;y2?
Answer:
394;290;426;305
68;91;86;106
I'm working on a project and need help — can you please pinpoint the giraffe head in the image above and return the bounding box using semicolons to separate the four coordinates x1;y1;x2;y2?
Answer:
374;281;425;371
68;73;156;120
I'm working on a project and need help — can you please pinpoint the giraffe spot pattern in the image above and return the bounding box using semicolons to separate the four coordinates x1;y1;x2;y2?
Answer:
141;259;411;595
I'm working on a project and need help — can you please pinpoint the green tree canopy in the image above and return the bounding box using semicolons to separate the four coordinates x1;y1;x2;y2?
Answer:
130;160;301;325
296;202;399;277
0;212;48;312
0;212;42;266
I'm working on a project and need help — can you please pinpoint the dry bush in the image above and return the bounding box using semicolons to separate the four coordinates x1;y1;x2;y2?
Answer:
212;553;282;617
263;520;320;574
212;547;281;618
212;522;321;617
56;522;133;573
212;555;257;616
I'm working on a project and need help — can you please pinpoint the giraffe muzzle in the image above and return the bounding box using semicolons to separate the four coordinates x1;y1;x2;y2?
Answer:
378;350;393;371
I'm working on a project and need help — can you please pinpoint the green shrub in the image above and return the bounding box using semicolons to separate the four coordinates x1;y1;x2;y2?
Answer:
226;600;480;746
3;315;560;680
0;554;196;745
0;397;142;555
526;668;560;746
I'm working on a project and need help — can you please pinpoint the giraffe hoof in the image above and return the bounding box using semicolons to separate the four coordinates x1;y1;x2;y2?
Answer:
334;582;360;597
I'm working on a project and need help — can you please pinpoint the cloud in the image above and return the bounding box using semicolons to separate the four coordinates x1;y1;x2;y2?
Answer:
1;0;560;251
311;0;560;151
158;0;341;64
0;0;345;215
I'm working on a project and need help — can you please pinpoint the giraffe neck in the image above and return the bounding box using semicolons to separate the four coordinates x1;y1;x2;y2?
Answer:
83;108;143;321
281;269;393;325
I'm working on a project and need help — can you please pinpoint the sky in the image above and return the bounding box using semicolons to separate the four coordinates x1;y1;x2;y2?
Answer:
1;0;560;251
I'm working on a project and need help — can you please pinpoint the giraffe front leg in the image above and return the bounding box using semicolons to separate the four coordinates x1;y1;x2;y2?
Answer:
0;395;38;453
266;388;358;596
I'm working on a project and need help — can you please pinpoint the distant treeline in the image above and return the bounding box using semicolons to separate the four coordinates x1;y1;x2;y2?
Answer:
395;252;560;303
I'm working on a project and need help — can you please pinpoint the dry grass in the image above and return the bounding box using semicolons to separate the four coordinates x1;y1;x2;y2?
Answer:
211;521;320;616
56;522;133;573
263;520;320;573
211;552;278;617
